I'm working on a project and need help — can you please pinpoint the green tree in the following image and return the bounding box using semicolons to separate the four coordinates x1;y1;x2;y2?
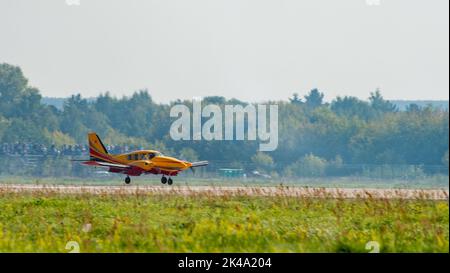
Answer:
251;152;274;171
0;63;28;117
285;153;328;177
289;93;303;105
2;118;45;143
304;89;324;108
369;89;397;114
331;96;373;120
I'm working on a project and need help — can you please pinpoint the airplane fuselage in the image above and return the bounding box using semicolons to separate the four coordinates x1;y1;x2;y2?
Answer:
88;149;192;176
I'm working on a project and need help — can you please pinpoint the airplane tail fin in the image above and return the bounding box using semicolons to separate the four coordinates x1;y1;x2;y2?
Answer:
88;132;109;160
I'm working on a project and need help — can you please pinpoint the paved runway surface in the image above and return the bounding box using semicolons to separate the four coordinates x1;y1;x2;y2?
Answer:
0;184;448;200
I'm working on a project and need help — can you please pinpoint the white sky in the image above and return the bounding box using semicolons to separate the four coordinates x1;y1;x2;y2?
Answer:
0;0;448;102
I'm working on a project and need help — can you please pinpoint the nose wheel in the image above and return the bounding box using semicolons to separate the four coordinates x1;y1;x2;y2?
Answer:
161;176;173;185
125;176;131;184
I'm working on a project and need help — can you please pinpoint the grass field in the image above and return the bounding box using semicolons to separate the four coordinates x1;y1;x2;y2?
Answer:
0;188;448;253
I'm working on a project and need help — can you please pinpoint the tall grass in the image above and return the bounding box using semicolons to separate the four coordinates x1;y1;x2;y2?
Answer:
0;189;448;253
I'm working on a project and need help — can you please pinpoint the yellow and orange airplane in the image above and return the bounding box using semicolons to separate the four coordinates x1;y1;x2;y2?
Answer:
79;133;208;185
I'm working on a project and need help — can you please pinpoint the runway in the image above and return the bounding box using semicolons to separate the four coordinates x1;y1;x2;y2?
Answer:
0;184;448;200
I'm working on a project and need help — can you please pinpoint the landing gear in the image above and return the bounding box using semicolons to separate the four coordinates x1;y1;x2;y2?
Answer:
125;176;131;184
161;176;173;185
161;176;167;184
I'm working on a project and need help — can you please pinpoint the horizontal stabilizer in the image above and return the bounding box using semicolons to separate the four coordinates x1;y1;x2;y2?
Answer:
80;161;130;169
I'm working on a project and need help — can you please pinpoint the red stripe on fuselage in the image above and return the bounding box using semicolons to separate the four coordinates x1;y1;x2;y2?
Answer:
89;148;123;165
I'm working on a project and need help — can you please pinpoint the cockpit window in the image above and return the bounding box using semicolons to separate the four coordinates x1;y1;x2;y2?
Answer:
148;153;155;159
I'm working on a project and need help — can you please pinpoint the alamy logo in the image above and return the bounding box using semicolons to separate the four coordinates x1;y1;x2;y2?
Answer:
169;99;278;151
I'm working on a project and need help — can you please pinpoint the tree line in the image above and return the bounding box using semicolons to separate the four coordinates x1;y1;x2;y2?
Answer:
0;63;448;176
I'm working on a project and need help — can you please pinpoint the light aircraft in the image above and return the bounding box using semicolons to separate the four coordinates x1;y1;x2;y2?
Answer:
77;133;208;185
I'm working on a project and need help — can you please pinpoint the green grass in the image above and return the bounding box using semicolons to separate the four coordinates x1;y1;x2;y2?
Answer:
0;191;448;253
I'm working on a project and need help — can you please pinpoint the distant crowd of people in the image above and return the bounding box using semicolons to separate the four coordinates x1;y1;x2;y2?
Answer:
0;143;142;156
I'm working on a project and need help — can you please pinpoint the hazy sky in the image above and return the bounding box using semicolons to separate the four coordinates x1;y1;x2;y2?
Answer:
0;0;448;102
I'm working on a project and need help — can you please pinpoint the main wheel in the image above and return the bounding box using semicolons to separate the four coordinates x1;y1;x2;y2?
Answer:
161;176;167;184
125;176;131;184
167;177;173;185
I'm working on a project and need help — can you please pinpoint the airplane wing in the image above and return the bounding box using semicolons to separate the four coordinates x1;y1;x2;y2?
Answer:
191;161;209;167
